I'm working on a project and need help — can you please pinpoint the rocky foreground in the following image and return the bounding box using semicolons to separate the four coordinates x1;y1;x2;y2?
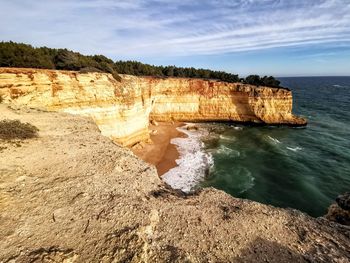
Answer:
0;105;349;263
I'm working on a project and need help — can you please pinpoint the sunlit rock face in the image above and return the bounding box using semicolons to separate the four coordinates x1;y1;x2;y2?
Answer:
147;77;305;126
0;68;306;146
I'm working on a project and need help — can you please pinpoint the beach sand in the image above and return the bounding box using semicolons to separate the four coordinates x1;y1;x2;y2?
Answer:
131;122;186;176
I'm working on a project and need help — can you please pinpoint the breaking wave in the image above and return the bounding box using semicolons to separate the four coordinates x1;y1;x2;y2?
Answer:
162;124;213;193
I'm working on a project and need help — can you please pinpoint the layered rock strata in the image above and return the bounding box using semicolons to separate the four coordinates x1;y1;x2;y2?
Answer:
0;67;306;146
0;106;347;262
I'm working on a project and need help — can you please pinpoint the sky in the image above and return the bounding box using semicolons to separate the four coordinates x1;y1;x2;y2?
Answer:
1;0;350;77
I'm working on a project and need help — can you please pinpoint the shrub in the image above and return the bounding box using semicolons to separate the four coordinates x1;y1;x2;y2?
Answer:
0;119;39;140
54;49;82;70
244;75;281;87
79;67;102;73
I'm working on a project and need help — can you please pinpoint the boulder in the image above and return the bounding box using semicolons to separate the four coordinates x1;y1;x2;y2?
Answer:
325;192;350;226
336;192;350;211
150;129;158;135
186;124;198;131
326;204;350;226
151;120;159;126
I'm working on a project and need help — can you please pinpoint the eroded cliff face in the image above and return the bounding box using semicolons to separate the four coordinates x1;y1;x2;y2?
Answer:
0;106;348;262
0;67;306;146
148;77;304;125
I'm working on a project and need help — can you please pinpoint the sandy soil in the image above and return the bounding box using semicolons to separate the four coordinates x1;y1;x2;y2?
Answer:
131;122;186;176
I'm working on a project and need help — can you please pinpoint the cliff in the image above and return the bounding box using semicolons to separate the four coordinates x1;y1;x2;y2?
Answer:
0;105;347;262
0;67;306;146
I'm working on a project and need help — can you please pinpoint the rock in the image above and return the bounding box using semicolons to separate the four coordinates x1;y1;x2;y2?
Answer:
131;141;146;150
0;67;306;148
146;138;153;144
150;129;158;135
336;192;350;211
151;120;159;126
325;192;350;226
325;203;350;226
0;106;347;263
186;125;199;131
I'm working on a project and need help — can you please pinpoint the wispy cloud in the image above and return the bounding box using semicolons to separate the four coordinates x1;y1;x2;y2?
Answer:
0;0;349;59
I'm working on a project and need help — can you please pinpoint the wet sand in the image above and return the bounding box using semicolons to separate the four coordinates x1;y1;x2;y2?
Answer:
131;122;186;176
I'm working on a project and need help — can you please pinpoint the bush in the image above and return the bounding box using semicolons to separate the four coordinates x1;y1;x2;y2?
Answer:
0;119;39;140
54;49;82;70
244;75;281;87
79;67;102;73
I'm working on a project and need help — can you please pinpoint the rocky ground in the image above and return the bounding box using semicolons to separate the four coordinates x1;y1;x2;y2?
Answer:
0;104;349;263
326;192;350;226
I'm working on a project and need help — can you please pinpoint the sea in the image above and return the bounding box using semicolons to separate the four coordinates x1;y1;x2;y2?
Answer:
162;77;350;217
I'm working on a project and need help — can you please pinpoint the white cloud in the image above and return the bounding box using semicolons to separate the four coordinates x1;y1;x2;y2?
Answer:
0;0;349;58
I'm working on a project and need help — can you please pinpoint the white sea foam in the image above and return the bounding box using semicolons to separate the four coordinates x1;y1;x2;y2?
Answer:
162;124;213;193
238;170;255;194
231;126;243;130
219;134;236;141
286;146;303;152
212;165;255;194
216;145;240;157
268;135;281;144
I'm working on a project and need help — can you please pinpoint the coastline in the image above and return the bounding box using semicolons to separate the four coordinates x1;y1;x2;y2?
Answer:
2;105;349;262
131;122;186;176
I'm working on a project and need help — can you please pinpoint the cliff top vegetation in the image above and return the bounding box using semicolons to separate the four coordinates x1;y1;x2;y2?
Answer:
0;41;281;88
0;119;39;140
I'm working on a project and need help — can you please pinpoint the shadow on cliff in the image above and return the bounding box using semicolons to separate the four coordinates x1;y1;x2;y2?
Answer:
232;237;308;263
229;89;263;124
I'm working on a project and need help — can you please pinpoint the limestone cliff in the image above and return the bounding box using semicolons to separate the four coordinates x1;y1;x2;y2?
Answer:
0;67;306;146
0;106;347;262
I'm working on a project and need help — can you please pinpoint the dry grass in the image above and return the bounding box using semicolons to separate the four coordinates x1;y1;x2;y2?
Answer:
0;119;39;140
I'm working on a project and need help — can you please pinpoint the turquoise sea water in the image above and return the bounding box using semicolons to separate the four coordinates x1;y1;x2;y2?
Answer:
198;77;350;217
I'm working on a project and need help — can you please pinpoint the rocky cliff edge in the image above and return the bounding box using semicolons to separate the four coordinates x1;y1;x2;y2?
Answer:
0;105;347;263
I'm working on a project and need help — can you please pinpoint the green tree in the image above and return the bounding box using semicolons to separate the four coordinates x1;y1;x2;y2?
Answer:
245;75;262;86
0;41;282;88
54;49;81;70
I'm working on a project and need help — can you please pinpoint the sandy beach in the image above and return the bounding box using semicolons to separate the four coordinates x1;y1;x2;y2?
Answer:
131;122;186;176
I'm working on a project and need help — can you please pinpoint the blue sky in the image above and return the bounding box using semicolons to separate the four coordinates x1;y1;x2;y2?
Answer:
1;0;350;76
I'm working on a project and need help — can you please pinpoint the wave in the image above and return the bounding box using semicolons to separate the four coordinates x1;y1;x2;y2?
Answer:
231;125;243;130
238;170;255;194
219;134;236;141
268;135;281;144
162;125;213;193
216;145;240;157
214;166;255;194
286;146;303;152
233;166;255;194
